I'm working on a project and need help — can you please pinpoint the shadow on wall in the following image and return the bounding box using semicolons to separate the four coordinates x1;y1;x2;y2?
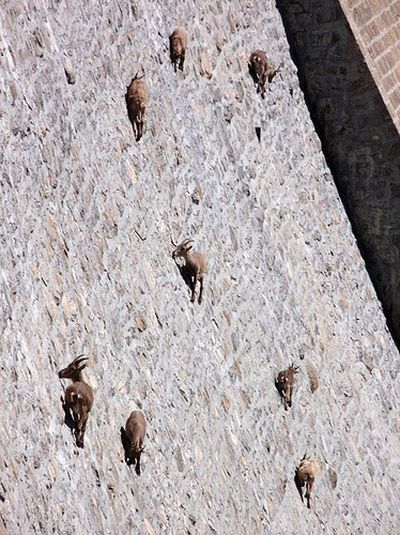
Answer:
276;0;400;351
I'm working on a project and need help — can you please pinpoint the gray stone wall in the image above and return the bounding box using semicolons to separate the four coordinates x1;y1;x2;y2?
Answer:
1;1;399;534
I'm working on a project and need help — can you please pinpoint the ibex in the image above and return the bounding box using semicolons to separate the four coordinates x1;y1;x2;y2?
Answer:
126;72;148;141
58;355;94;448
248;49;281;98
169;27;188;72
172;238;207;304
295;456;319;509
122;410;147;475
275;363;299;410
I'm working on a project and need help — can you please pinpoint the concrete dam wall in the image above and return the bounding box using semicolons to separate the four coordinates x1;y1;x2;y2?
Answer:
1;1;399;533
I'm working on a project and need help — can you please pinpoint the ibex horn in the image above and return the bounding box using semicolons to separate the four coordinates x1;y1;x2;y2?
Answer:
74;354;88;364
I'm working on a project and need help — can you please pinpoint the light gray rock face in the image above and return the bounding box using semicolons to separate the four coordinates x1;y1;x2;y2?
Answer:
1;1;399;534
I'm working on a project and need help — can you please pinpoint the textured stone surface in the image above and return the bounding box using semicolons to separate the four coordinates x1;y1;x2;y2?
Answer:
1;1;400;534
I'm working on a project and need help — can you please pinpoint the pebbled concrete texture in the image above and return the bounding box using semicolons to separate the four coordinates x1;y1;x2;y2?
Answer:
0;1;399;534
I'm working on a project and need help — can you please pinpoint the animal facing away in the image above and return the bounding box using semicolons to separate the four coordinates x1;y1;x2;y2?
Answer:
172;238;207;304
275;364;299;410
169;27;188;73
295;456;319;509
248;49;280;98
123;410;147;475
126;72;148;141
58;355;94;448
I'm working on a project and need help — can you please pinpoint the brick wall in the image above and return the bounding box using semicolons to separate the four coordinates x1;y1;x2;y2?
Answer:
340;0;400;132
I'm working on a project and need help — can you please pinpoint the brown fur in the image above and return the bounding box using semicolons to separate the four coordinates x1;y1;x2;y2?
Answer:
172;238;207;304
124;410;147;475
295;457;319;509
275;364;299;410
126;73;148;141
248;49;280;98
169;27;188;73
58;356;94;448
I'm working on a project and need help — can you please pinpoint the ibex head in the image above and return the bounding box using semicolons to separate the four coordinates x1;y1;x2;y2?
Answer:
172;238;194;259
131;443;145;457
58;355;88;381
268;63;282;83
